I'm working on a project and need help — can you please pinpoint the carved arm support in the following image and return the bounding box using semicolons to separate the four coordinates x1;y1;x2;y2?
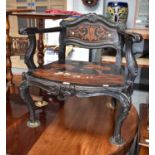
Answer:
19;27;62;70
118;30;142;82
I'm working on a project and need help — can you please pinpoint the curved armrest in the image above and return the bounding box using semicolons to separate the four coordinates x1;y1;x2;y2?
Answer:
19;27;62;70
25;34;37;70
125;38;138;82
118;30;142;43
118;30;143;82
19;26;62;35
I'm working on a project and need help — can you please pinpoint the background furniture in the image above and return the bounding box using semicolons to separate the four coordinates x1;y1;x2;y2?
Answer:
12;12;69;67
138;103;149;155
19;13;142;145
134;0;149;29
6;8;34;94
6;0;67;37
6;10;69;94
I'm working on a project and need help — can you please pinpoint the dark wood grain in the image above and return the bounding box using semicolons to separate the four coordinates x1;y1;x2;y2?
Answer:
11;12;70;20
6;8;34;14
33;60;124;86
28;96;138;155
7;93;59;155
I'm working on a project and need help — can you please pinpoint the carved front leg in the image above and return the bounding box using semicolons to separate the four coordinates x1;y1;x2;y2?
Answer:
20;79;40;128
110;93;131;145
75;86;131;145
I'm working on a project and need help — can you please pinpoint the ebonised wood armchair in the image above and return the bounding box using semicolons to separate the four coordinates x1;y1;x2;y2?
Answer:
19;13;142;145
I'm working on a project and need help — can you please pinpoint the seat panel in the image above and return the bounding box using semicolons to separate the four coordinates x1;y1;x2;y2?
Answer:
32;61;124;86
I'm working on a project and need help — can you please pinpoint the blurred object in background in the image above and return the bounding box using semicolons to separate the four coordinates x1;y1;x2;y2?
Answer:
106;2;128;28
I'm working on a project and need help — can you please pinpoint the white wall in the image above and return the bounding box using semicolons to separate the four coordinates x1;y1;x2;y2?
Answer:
67;0;136;28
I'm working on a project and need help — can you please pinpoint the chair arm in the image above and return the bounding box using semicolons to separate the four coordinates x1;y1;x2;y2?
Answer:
24;34;37;70
19;26;62;35
118;30;142;43
19;27;62;70
125;38;138;82
118;30;143;82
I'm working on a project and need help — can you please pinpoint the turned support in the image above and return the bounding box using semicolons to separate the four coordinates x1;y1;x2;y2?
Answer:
6;13;14;94
37;18;44;67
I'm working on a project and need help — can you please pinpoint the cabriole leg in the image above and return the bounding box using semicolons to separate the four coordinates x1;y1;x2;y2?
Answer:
110;94;131;145
20;80;40;128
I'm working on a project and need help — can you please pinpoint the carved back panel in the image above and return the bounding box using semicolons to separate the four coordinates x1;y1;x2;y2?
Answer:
60;13;120;49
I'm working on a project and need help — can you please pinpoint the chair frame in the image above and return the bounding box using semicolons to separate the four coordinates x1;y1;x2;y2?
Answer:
19;13;142;145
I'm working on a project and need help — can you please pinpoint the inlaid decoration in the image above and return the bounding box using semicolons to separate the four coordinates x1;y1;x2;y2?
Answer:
66;23;117;43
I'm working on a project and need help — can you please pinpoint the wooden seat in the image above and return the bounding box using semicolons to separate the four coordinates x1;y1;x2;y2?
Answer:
19;13;142;146
33;60;124;86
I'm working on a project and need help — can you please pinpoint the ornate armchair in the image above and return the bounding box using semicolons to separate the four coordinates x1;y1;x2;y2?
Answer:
19;13;142;145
